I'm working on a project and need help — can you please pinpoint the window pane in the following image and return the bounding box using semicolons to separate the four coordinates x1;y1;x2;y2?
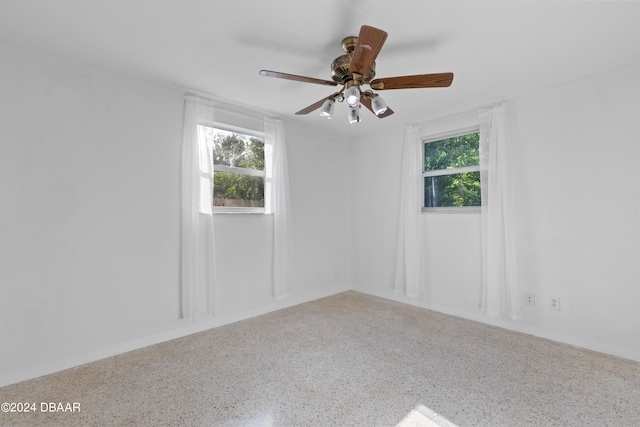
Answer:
213;171;264;207
424;132;479;172
213;129;264;170
424;172;481;207
207;128;264;170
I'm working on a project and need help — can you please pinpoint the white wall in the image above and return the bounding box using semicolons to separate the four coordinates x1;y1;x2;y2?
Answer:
351;63;640;361
1;41;637;387
211;118;353;318
511;64;639;356
0;44;185;377
286;122;352;293
0;44;351;385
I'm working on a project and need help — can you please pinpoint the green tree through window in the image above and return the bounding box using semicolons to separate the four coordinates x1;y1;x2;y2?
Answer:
200;126;266;209
423;132;481;208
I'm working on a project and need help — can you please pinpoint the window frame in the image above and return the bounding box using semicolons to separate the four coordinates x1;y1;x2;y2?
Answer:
198;120;269;214
421;126;481;214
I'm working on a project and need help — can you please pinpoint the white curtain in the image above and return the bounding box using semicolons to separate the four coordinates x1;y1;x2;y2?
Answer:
180;95;216;321
479;102;521;320
394;125;422;298
264;117;291;300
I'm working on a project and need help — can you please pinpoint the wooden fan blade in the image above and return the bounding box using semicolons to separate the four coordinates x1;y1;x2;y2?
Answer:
361;96;395;118
259;70;338;86
349;25;388;77
295;93;341;115
370;73;454;90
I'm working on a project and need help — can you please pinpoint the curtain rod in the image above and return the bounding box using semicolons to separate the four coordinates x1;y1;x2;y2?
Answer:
183;92;281;122
183;93;215;107
407;107;480;129
407;99;511;129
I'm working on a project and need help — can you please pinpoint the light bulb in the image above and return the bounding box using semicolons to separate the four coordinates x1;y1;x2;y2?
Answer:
344;85;360;107
371;95;388;115
319;98;335;118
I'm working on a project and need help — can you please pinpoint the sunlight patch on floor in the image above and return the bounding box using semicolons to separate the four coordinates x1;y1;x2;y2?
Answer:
395;404;458;427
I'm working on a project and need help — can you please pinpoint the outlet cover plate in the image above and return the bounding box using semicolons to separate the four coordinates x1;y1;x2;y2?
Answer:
524;293;535;307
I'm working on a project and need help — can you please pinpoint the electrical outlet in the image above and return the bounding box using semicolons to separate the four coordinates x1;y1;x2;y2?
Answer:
549;297;560;310
524;293;535;307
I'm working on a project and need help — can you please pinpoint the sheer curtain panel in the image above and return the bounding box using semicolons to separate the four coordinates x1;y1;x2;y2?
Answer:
394;125;422;298
264;117;292;300
180;95;216;321
479;102;521;320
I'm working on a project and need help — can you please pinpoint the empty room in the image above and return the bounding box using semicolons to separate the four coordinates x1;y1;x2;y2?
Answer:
0;1;639;426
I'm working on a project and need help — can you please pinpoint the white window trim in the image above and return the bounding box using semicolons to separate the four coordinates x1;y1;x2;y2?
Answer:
202;121;265;139
423;165;480;178
421;125;479;145
199;121;268;214
422;206;481;214
421;126;481;214
212;207;266;214
213;164;266;177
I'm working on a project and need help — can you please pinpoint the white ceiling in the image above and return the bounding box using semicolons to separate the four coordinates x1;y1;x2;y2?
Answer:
0;1;638;137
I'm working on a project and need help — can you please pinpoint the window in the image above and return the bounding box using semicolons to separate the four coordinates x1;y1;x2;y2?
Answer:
423;130;481;210
198;124;267;213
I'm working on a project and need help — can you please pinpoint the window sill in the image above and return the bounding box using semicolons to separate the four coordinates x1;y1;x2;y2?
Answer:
422;207;481;214
213;211;271;215
212;206;265;214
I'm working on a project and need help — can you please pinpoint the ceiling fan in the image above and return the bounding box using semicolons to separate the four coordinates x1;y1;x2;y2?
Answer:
259;25;454;123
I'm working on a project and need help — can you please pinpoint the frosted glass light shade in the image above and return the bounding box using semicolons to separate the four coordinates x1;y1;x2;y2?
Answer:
348;106;360;124
345;85;360;107
371;95;388;115
319;98;335;118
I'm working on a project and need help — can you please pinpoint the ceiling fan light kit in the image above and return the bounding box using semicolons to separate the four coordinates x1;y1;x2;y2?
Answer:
371;94;388;115
259;25;454;124
344;84;361;107
348;105;360;124
319;98;336;118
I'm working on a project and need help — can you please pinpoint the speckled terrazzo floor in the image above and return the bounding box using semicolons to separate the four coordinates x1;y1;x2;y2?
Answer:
1;291;639;427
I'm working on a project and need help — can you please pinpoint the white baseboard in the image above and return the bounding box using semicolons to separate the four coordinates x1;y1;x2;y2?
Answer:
3;284;636;388
352;286;640;364
0;285;350;388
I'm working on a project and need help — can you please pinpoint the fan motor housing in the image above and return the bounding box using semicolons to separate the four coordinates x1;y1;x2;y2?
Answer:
330;36;376;83
331;55;376;83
